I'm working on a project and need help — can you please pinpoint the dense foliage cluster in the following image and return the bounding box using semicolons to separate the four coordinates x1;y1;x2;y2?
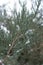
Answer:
0;0;43;65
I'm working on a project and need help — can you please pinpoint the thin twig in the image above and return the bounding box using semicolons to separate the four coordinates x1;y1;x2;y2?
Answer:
3;33;23;62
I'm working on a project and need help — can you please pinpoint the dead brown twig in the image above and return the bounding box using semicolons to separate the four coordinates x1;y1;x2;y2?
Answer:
3;33;23;62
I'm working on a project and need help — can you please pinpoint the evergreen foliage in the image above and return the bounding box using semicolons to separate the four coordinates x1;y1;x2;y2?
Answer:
0;0;43;65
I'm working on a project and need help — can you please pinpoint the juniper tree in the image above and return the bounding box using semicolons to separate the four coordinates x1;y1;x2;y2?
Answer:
0;0;43;65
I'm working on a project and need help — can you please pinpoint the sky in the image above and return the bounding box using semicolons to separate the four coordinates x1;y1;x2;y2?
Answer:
0;0;32;15
0;0;32;32
0;0;43;32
